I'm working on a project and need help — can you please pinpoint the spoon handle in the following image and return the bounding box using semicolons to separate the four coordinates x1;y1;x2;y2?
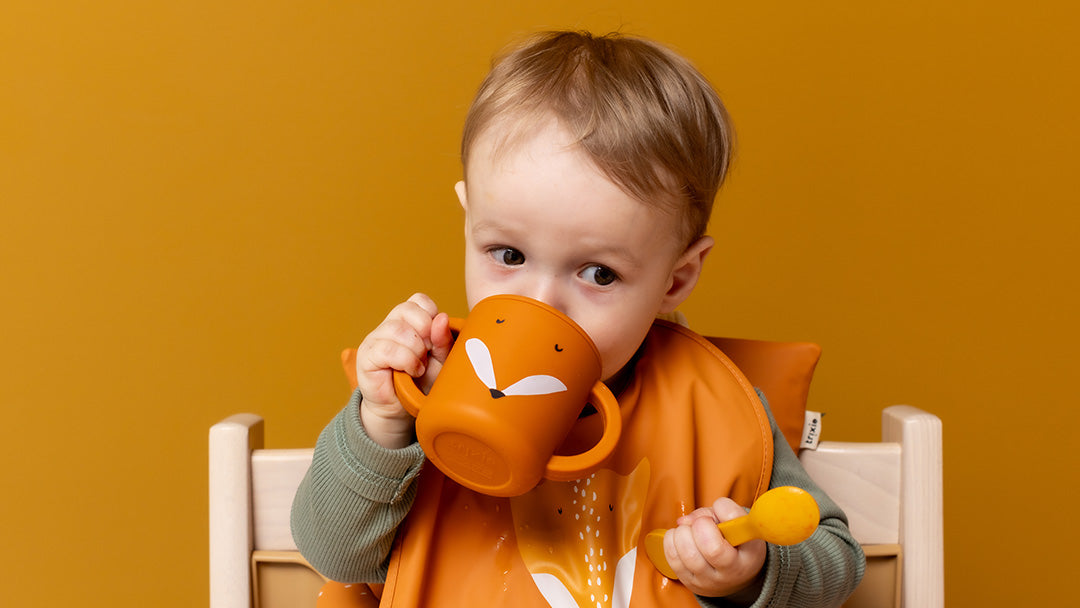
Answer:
716;515;757;546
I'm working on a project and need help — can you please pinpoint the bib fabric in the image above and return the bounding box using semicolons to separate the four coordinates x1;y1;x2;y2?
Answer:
379;321;773;607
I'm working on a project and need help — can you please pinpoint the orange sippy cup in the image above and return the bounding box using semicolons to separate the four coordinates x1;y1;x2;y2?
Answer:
393;294;621;497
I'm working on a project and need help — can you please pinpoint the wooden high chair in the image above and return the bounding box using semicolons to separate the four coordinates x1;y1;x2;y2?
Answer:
209;338;943;608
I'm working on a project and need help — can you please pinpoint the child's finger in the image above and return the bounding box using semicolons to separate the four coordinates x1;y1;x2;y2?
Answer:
667;524;709;576
405;292;440;318
370;318;430;361
361;335;428;378
691;515;737;570
385;301;440;350
710;497;747;522
413;313;453;395
676;506;718;527
429;312;453;363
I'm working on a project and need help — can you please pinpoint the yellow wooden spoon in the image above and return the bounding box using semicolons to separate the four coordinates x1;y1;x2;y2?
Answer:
644;486;820;579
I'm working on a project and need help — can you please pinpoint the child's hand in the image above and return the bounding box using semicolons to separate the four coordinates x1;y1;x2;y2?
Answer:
661;497;767;599
354;293;453;449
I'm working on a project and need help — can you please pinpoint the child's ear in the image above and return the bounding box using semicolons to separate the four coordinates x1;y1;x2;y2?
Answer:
658;236;714;314
455;180;468;210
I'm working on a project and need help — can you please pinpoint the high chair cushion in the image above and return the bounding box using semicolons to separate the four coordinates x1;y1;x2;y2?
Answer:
706;336;821;453
340;333;819;455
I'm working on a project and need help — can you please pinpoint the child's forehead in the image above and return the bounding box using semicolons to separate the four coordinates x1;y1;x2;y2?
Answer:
465;113;566;170
467;121;617;198
462;110;697;248
467;116;643;202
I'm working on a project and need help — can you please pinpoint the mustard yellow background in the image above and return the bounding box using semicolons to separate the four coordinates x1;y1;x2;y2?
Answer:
2;1;1077;605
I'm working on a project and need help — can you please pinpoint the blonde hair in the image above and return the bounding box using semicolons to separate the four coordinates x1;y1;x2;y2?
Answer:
461;31;735;244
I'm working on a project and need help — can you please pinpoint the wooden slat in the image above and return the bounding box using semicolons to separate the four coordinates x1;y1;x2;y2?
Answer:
210;414;264;608
251;448;315;551
800;441;901;545
883;405;944;608
251;551;325;608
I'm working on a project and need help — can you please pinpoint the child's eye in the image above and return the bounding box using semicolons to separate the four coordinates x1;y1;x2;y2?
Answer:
492;247;525;266
581;265;618;286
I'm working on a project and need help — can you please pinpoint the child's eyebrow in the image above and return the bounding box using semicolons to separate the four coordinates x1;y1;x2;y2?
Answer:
568;235;642;267
469;219;519;240
584;244;639;266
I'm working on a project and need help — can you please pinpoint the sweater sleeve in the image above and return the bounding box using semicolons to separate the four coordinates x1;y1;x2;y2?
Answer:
289;389;425;583
700;391;866;608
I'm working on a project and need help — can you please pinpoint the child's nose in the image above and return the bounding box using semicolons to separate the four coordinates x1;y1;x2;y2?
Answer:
521;277;569;316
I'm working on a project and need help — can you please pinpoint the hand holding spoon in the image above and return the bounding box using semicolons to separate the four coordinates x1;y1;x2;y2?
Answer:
644;486;820;579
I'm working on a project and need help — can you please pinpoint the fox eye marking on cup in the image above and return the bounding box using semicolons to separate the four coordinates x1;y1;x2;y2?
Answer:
465;337;568;399
554;344;563;352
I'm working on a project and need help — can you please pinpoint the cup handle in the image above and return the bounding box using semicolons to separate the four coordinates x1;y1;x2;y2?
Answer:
392;369;426;417
390;316;465;417
543;381;622;482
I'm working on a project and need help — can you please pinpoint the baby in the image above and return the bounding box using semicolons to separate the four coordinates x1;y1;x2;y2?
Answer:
292;30;864;607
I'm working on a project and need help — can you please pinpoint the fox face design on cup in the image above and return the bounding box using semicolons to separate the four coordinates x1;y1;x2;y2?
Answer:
394;295;622;497
464;336;568;401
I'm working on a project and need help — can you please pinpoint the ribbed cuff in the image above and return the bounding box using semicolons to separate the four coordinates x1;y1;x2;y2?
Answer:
328;389;425;504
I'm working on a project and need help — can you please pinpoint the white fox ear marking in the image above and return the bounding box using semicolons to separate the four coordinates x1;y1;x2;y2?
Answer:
612;548;637;608
530;573;577;606
502;374;568;397
465;338;497;390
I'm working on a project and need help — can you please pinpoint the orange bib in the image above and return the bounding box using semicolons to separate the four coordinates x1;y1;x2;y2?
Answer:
379;321;773;607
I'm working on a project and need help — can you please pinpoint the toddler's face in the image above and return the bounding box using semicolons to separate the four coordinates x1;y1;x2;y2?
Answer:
457;119;705;381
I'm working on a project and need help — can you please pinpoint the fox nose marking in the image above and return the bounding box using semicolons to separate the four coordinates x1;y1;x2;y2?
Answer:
490;388;505;399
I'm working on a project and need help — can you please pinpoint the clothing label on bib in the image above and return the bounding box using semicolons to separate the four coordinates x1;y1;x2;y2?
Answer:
801;410;823;450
